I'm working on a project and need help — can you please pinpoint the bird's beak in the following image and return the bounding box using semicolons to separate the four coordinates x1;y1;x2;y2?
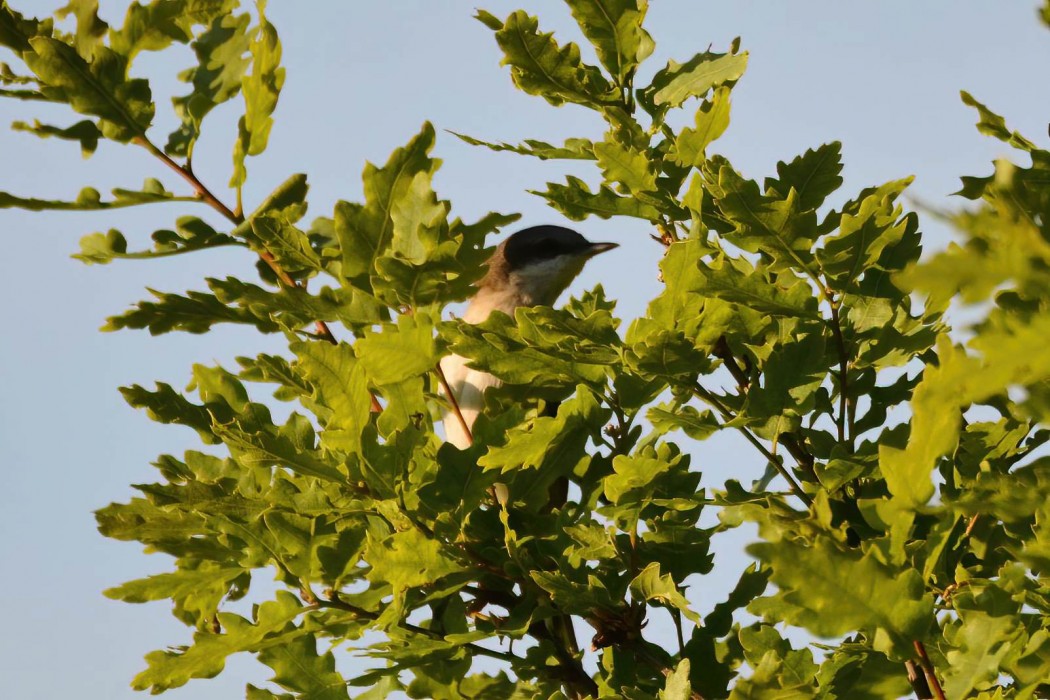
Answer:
585;242;619;257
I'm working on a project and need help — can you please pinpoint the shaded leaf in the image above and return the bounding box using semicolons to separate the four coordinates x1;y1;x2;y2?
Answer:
533;175;662;221
24;38;154;140
12;117;100;156
766;142;843;212
231;1;283;186
167;8;251;157
479;9;616;108
450;131;596;160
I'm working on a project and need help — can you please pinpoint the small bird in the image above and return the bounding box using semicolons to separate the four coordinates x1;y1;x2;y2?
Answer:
440;225;618;448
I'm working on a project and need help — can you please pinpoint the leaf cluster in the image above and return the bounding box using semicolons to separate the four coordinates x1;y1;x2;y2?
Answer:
4;1;1050;699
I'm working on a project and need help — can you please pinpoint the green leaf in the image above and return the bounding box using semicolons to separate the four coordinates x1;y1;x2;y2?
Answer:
248;172;309;223
355;313;438;385
238;352;312;401
104;563;245;627
644;238;705;329
731;624;819;698
692;256;820;320
659;659;692;700
75;216;240;264
714;164;819;278
479;9;616;108
444;305;616;391
24;38;154;141
533;175;662;221
293;341;371;454
630;562;700;622
0;85;53;100
389;170;448;264
365;528;467;592
248;216;322;276
640;46;747;119
748;538;933;658
765;142;844;212
531;570;622;616
960;90;1036;152
671;86;731;167
257;633;350;700
0;61;34;83
167;9;252;157
336;123;436;280
0;3;51;53
120;381;223;444
594;135;657;194
818;178;914;291
479;386;608;474
109;0;235;60
212;413;347;484
741;331;828;440
942;586;1024;699
0;182;192;212
704;563;771;636
604;441;690;505
231;1;284;187
104;286;280;335
104;566;243;604
132;592;303;693
815;644;914;700
647;402;718;440
879;336;970;509
11;117;100;156
564;0;654;84
450;131;596;160
55;0;108;60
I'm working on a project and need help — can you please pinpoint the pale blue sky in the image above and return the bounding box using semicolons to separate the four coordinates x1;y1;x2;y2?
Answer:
2;2;1048;698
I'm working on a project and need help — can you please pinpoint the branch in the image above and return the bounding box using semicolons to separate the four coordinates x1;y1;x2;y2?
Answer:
827;299;852;451
529;618;598;700
435;361;473;445
905;660;934;699
713;336;749;390
133;135;341;349
710;340;817;481
912;641;946;700
693;384;812;506
313;594;520;664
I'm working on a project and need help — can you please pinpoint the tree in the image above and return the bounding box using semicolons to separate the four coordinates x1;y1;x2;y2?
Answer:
2;1;1049;698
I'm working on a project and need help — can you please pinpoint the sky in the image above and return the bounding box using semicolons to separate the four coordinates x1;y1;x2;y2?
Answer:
1;1;1049;698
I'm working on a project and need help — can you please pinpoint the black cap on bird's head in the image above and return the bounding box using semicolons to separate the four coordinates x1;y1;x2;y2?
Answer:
500;225;619;271
479;225;618;305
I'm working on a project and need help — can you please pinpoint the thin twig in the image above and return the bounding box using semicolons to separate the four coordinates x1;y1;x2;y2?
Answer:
133;135;342;349
435;361;473;446
711;340;817;480
913;641;946;700
671;609;685;654
693;384;812;506
963;514;980;538
905;659;934;699
314;595;519;663
713;336;749;390
827;300;852;451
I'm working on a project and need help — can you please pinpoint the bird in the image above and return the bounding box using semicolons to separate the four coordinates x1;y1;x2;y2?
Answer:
439;225;618;449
